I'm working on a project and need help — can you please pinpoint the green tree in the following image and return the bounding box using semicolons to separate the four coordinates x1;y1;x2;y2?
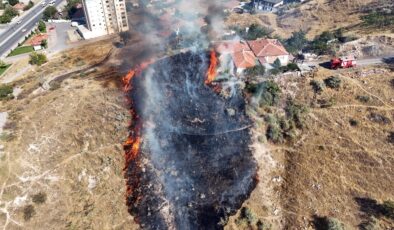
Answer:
43;6;57;21
244;65;265;77
38;20;46;32
41;39;48;48
0;7;19;23
23;1;34;11
8;0;19;6
285;30;308;54
272;58;281;69
29;52;47;66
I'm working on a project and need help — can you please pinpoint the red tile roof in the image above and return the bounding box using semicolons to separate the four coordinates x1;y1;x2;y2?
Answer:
232;50;256;69
13;3;25;10
215;40;251;54
26;34;48;46
247;39;289;57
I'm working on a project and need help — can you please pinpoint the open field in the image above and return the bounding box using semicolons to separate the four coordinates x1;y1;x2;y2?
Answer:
0;40;139;229
225;64;394;229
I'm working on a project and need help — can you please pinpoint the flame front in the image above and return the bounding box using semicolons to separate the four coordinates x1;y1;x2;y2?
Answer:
205;50;218;84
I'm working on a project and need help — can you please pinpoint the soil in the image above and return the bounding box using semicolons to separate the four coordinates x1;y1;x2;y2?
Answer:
0;41;139;229
225;64;394;229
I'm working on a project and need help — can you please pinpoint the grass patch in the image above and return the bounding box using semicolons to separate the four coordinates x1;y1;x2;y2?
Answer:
8;46;34;57
0;64;11;76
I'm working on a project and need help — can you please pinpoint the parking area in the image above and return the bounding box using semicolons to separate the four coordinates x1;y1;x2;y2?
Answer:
46;22;82;54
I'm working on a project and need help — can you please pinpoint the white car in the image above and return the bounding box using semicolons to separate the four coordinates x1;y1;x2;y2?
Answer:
21;28;27;33
17;20;22;24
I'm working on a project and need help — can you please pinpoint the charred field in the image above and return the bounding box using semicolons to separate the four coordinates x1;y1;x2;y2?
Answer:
123;51;258;229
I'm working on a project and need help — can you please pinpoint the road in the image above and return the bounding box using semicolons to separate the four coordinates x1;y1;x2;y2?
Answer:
0;0;64;58
305;55;394;69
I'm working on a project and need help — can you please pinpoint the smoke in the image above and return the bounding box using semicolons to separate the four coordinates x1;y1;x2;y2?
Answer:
122;1;258;229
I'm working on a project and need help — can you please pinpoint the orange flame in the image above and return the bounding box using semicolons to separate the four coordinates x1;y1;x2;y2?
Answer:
205;50;218;85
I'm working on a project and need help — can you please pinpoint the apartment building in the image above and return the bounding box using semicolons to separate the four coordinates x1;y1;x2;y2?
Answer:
79;0;129;39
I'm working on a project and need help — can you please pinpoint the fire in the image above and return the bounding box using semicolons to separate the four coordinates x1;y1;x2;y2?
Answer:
122;60;154;203
205;50;218;85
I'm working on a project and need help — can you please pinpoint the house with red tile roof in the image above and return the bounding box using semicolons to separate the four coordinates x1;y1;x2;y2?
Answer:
215;40;258;73
12;3;25;12
247;39;290;67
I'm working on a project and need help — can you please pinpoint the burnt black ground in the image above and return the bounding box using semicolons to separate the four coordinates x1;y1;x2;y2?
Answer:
125;51;257;230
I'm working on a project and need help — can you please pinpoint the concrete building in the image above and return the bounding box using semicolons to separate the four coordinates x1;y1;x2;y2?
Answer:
79;0;129;39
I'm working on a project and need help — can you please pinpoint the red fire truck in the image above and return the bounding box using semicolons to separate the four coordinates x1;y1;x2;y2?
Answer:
331;55;357;69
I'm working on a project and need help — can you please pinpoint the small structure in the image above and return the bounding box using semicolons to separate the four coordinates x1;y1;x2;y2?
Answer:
247;39;290;68
12;3;25;13
25;34;48;47
215;40;257;74
252;0;283;11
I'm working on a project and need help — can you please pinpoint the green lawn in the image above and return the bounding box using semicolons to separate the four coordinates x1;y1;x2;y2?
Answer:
8;46;34;57
0;64;11;76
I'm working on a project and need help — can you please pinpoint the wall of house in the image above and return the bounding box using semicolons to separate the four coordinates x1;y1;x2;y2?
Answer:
265;55;289;65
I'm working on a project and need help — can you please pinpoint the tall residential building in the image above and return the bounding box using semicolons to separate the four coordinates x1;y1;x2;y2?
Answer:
79;0;129;39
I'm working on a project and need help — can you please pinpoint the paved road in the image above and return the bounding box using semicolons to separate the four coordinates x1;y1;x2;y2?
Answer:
305;55;394;68
0;0;64;58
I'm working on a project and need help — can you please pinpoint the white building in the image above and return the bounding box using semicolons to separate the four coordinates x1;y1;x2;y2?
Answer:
79;0;129;39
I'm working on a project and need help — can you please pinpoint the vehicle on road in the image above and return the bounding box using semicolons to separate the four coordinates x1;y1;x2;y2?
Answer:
21;28;27;33
331;55;357;69
41;1;46;7
17;20;22;24
71;21;79;27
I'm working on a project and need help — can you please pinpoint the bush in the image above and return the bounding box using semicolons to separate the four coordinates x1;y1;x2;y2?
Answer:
8;0;19;6
361;11;394;28
266;124;282;143
231;24;273;40
388;132;394;144
324;76;342;89
310;31;336;55
0;7;19;23
272;58;281;69
244;65;265;77
310;80;325;94
32;192;47;204
256;81;281;107
349;119;359;127
284;30;308;54
38;20;46;33
285;100;308;129
240;207;255;224
326;218;345;230
0;84;13;99
382;200;394;219
43;6;57;20
356;95;370;103
29;52;47;66
23;1;34;11
41;39;48;48
23;205;35;221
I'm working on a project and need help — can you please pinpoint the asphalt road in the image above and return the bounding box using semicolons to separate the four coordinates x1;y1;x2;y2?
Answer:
305;55;394;68
0;0;64;58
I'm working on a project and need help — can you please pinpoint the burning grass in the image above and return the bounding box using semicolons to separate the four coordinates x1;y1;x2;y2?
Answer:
122;51;257;229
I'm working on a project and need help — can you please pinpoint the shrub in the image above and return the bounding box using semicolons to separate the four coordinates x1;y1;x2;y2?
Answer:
284;30;308;54
310;80;325;94
240;207;255;224
0;7;19;23
29;52;47;66
382;200;394;219
23;205;35;221
23;1;34;11
361;11;394;28
256;81;281;107
272;58;281;69
8;0;19;6
43;6;57;21
244;65;265;77
38;20;46;33
32;192;47;204
326;217;345;230
349;119;359;127
0;84;13;99
285;100;308;129
256;219;271;230
286;63;299;71
324;76;342;89
356;95;371;103
266;124;282;143
388;132;394;144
